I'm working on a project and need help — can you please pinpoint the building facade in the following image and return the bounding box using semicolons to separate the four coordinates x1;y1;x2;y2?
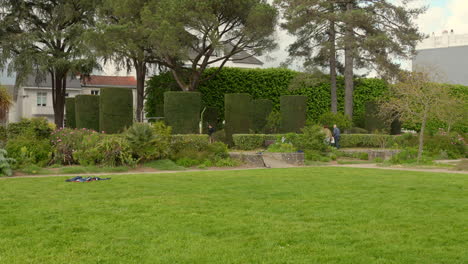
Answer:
412;31;468;85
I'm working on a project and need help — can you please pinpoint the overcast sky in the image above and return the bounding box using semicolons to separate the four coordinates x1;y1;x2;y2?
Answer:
260;0;468;70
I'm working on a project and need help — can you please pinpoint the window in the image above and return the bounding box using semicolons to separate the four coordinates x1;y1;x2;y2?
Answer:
37;92;47;107
91;90;99;95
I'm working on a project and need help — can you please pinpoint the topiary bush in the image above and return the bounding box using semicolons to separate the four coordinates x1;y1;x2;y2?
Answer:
280;95;307;133
252;99;273;133
65;98;76;128
164;92;201;134
75;95;100;131
100;88;133;134
224;93;252;144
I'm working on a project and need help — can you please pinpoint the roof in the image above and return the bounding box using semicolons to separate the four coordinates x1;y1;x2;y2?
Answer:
23;75;82;88
81;75;137;88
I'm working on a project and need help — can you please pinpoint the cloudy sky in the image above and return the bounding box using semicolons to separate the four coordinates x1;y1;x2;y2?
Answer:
261;0;468;70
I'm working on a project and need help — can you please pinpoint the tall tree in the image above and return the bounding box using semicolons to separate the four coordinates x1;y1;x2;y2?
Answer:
277;0;425;119
276;0;342;113
142;0;278;91
92;0;159;122
0;0;98;127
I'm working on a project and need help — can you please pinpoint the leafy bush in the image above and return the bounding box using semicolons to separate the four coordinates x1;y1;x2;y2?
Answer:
171;134;210;153
424;132;467;159
74;135;136;167
266;142;297;153
232;134;265;150
5;136;52;167
297;125;328;152
347;127;369;134
340;134;398;148
389;147;433;164
125;122;172;161
51;128;98;165
7;117;54;140
212;129;227;143
264;110;281;134
318;112;353;130
0;149;15;176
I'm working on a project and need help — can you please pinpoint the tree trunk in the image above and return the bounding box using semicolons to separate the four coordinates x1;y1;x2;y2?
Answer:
135;60;147;122
329;20;338;113
417;111;428;163
344;2;354;119
52;71;66;128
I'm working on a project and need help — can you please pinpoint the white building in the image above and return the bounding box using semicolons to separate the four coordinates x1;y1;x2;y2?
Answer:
5;75;137;124
412;31;468;85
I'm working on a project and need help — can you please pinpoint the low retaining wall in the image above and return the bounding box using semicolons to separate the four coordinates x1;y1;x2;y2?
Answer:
229;153;266;167
262;152;305;166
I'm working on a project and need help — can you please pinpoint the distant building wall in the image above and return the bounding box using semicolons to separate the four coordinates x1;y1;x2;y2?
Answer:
412;45;468;86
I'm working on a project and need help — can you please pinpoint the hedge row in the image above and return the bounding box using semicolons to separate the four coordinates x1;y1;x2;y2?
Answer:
75;95;100;131
164;92;201;134
280;95;307;133
100;88;134;134
224;93;252;144
146;68;389;126
66;88;134;133
65;98;76;129
232;134;282;150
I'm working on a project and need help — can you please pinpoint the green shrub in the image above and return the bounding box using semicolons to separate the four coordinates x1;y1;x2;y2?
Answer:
266;142;297;153
212;129;227;143
389;147;433;164
264;110;281;134
71;131;105;166
359;152;369;160
232;134;265;150
75;95;100;131
252;99;273;133
65;98;76;128
164;91;201;134
347;127;369;134
280;95;307;133
424;132;467;159
7;117;54;140
0;149;15;176
224;93;252;144
171;134;209;153
51;128;97;165
74;135;136;167
340;134;398;148
100;88;133;134
318;112;353;130
176;157;201;167
206;142;229;159
5;136;52;167
125;122;171;161
297;125;328;152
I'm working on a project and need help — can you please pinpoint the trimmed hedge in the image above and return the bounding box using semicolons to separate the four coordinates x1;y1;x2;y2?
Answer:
65;98;76;128
280;95;307;133
100;88;133;134
75;95;100;131
171;134;209;152
164;92;201;134
146;68;389;126
232;134;266;150
340;134;400;148
224;93;252;144
252;99;273;133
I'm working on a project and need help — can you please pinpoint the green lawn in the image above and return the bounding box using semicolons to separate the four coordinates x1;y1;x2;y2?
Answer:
1;167;466;264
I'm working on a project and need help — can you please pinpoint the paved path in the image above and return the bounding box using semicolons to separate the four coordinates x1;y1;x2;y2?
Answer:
2;163;466;180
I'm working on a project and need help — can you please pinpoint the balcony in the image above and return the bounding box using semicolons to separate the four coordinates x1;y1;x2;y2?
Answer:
32;106;54;116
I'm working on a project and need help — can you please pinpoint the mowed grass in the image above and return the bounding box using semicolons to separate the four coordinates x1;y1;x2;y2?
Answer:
0;167;466;264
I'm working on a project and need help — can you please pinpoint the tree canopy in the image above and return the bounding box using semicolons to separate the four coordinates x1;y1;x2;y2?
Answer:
142;0;278;91
0;0;98;126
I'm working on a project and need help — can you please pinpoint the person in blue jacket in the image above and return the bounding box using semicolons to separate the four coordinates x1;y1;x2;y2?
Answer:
333;124;341;149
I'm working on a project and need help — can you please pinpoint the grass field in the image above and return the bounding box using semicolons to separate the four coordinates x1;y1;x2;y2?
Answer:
1;167;466;264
